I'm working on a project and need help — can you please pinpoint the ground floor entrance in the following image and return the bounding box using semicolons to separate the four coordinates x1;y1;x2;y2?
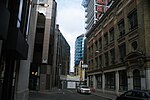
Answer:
87;68;149;95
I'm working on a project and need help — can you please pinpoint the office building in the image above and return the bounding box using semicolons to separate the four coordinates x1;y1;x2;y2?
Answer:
29;12;45;91
86;0;150;95
55;24;70;88
0;0;37;100
74;34;85;75
82;0;113;31
29;0;57;91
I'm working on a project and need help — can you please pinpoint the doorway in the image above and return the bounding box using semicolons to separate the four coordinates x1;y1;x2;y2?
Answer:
133;69;141;90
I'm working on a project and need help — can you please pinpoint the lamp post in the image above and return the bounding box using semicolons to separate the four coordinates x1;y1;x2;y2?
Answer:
82;64;88;83
59;64;61;76
58;64;61;88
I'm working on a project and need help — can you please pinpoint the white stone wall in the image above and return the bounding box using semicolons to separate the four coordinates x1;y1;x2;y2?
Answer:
146;69;150;90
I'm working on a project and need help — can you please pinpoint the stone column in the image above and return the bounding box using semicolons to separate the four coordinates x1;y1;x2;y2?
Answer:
102;73;105;92
146;69;150;90
115;71;119;94
87;76;89;87
127;70;133;90
141;70;146;90
82;68;85;81
93;75;97;89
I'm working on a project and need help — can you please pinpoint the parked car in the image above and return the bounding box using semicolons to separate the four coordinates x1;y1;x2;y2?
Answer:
116;90;150;100
77;85;91;94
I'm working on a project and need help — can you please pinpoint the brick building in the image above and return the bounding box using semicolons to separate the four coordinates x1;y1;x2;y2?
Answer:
86;0;150;95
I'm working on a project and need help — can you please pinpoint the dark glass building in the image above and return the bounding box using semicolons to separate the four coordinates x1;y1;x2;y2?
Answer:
0;0;29;100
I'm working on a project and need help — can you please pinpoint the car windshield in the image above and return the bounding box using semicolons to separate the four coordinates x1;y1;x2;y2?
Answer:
81;86;89;88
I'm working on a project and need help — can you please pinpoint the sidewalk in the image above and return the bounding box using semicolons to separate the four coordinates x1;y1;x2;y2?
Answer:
92;90;118;100
29;88;63;94
29;88;64;100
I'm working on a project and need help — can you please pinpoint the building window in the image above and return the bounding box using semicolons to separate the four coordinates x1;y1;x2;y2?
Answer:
99;38;102;51
97;5;103;12
97;0;104;4
39;0;48;2
117;2;122;11
107;0;113;6
133;69;141;90
88;47;90;53
109;27;114;42
109;12;113;19
95;57;98;68
105;52;109;67
17;0;23;28
96;13;102;19
110;48;115;64
99;55;102;67
119;70;128;91
96;74;102;89
105;72;115;90
91;45;93;54
128;9;138;30
119;43;126;62
88;61;91;70
104;33;108;45
118;19;125;37
91;60;94;69
95;41;98;51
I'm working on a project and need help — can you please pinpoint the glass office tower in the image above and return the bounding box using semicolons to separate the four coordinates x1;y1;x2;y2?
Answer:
74;34;85;66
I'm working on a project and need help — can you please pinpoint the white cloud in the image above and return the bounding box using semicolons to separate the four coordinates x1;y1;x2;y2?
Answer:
56;0;85;72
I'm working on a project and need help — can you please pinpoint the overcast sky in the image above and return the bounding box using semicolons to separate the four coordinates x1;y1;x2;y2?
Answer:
56;0;85;72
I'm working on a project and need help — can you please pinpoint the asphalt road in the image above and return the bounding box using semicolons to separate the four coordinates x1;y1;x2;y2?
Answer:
29;89;109;100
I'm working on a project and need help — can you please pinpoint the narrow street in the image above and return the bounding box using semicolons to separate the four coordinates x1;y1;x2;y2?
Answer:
29;89;109;100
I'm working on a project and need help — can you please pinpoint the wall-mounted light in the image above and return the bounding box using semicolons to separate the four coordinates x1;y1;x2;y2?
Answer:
32;3;49;8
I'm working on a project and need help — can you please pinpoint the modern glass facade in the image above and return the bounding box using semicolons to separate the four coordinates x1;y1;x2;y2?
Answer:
74;34;85;66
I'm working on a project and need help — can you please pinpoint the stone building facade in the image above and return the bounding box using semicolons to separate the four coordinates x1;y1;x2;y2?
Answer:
29;0;58;91
86;0;150;95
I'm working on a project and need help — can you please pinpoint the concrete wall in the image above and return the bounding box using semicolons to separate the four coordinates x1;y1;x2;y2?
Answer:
15;0;38;99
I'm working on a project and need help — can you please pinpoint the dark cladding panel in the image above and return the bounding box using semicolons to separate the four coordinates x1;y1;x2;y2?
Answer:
4;28;28;60
0;4;10;40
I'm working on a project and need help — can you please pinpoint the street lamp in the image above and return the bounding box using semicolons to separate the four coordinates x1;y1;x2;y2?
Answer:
59;64;62;76
95;50;100;53
58;64;61;89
